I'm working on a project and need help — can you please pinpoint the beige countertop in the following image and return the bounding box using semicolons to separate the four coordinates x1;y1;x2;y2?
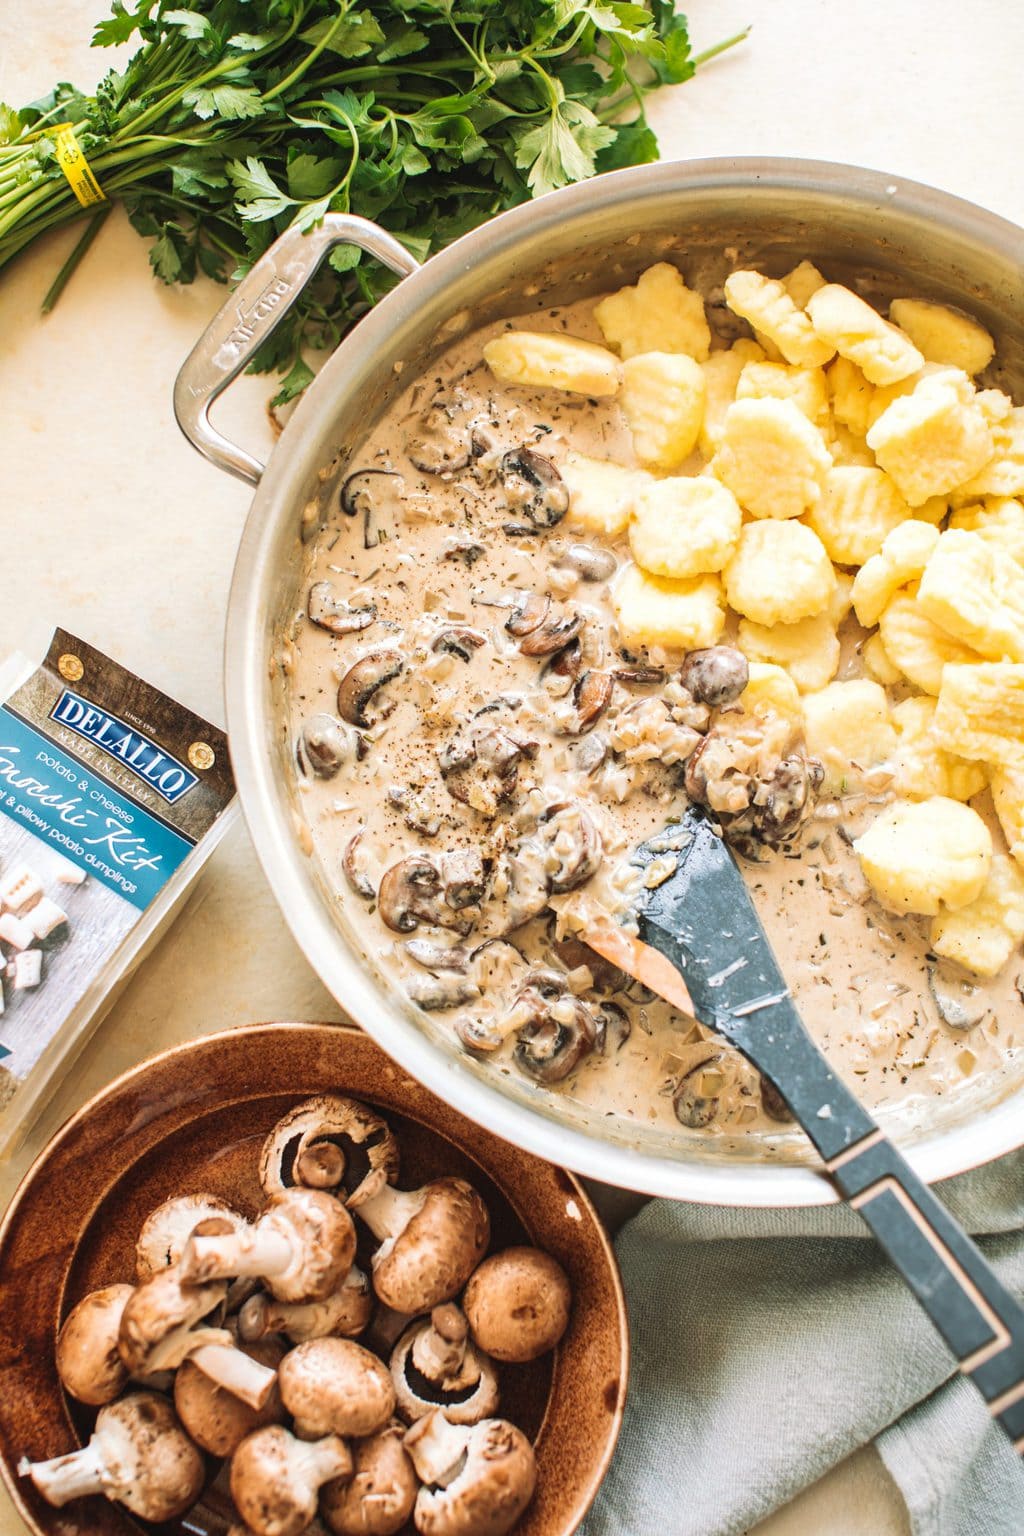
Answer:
3;2;1023;1531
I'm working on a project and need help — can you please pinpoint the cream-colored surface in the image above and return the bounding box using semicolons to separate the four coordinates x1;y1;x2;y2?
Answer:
2;2;1022;1531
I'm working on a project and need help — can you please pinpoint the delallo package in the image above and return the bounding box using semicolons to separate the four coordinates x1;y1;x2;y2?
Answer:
0;627;236;1155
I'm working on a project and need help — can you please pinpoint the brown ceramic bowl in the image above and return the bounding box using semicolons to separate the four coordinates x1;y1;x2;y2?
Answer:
0;1022;627;1536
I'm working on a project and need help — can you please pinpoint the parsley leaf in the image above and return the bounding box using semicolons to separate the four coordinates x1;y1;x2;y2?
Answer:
514;101;616;196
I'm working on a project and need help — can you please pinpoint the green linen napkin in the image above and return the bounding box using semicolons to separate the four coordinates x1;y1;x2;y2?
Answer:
582;1150;1024;1535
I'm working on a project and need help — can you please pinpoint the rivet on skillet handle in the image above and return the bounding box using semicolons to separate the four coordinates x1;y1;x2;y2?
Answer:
173;215;421;487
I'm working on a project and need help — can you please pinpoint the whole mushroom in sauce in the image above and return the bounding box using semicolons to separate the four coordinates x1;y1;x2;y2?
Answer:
175;1337;286;1457
337;650;405;728
230;1424;353;1536
508;970;599;1084
19;1392;204;1520
259;1096;400;1209
355;1176;490;1314
118;1263;278;1409
179;1187;357;1306
298;714;358;780
320;1421;419;1536
55;1284;134;1406
499;447;569;529
378;853;484;936
403;1411;536;1536
278;1337;396;1440
678;645;750;708
390;1304;499;1425
463;1248;571;1363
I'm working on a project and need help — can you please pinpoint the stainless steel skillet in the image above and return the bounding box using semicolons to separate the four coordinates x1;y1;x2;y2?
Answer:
173;158;1024;1206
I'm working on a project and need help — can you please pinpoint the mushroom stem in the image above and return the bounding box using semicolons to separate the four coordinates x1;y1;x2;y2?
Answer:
355;1184;427;1246
412;1305;467;1380
19;1439;106;1506
403;1411;469;1487
182;1224;294;1283
188;1341;278;1410
238;1266;371;1346
148;1322;235;1374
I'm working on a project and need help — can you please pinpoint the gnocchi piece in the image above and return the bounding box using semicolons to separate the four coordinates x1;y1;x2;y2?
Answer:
802;679;896;792
736;361;829;426
723;270;835;367
612;564;725;651
620;352;706;470
827;356;875;438
933;663;1024;770
862;633;903;686
699;339;765;456
990;768;1024;868
483;330;621;396
930;856;1024;977
851;519;941;628
888;298;995;377
829;424;876;467
806;465;913;568
806;283;923;386
828;568;855;626
560;451;653;539
629;476;742;578
866;369;994;506
737;612;839;693
738;663;803;751
594;262;712;362
724;519;835;626
712;397;831;520
916;528;1024;663
954;407;1024;499
878;593;981;695
853;797;992;916
781;260;827;310
949;498;1024;566
891;696;986;803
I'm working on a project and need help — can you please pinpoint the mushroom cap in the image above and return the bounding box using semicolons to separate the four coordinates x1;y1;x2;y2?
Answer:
238;1266;373;1346
230;1425;351;1536
56;1284;134;1406
412;1418;536;1536
258;1188;358;1305
100;1392;205;1521
372;1179;489;1314
320;1421;418;1536
463;1247;571;1362
278;1338;395;1439
118;1268;227;1374
175;1338;286;1457
391;1316;499;1426
136;1193;246;1282
259;1097;399;1210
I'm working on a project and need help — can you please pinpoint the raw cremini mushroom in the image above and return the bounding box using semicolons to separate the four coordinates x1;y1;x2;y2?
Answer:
259;1096;399;1211
391;1304;499;1425
18;1391;204;1521
118;1264;278;1409
230;1424;353;1536
55;1284;134;1406
463;1247;572;1362
320;1419;419;1536
238;1265;373;1346
174;1336;286;1457
403;1410;536;1536
278;1337;396;1439
356;1176;490;1314
135;1192;248;1282
179;1187;356;1305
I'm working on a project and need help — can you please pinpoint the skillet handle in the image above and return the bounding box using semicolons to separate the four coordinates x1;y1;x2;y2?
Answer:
173;215;420;487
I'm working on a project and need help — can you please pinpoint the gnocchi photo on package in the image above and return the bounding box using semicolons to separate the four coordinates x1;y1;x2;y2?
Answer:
0;629;236;1154
283;254;1024;1150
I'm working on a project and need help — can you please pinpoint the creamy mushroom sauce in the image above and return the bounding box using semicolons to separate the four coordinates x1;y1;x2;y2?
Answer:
284;297;1023;1152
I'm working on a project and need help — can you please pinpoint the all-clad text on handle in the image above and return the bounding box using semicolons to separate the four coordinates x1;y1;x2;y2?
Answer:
173;215;420;487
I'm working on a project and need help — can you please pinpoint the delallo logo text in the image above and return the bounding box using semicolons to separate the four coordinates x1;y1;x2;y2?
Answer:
49;692;198;805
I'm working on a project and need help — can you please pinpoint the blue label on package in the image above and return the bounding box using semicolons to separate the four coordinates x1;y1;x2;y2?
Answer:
0;706;194;910
49;689;199;805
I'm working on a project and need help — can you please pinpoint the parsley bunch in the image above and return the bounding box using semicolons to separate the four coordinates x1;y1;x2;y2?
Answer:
0;0;745;402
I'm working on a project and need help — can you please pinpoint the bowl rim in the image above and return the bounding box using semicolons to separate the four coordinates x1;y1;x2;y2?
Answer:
0;1020;629;1536
223;157;1024;1207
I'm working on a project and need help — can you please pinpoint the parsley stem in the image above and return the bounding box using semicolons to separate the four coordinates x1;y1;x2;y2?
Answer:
40;205;110;313
691;27;752;68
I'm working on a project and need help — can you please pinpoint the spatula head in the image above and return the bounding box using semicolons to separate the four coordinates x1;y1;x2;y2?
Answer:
633;807;793;1052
